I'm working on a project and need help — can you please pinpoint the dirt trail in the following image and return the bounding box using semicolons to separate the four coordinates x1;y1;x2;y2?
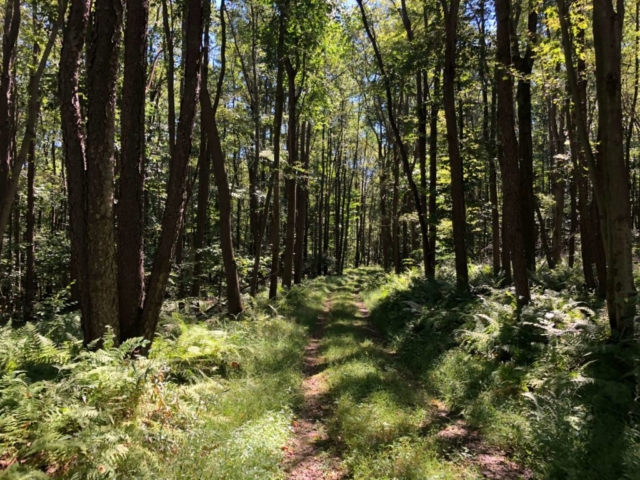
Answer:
353;290;531;480
285;283;530;479
283;297;345;480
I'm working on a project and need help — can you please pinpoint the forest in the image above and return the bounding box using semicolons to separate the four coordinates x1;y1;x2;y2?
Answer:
0;0;639;476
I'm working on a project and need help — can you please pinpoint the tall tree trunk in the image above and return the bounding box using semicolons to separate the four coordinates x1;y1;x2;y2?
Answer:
269;2;286;299
480;1;500;275
400;0;433;278
377;136;390;271
592;0;636;337
392;146;400;274
496;0;530;305
59;0;92;341
341;164;355;274
565;102;577;269
192;135;210;297
294;122;310;284
84;0;124;342
24;135;36;321
514;3;538;271
558;4;599;290
558;0;607;292
0;0;20;228
625;0;640;171
161;0;176;155
428;61;441;277
141;0;203;344
441;0;468;290
192;0;216;298
316;125;326;275
118;0;148;341
201;89;243;314
228;5;261;255
548;97;565;268
282;59;298;288
489;75;501;275
322;135;332;276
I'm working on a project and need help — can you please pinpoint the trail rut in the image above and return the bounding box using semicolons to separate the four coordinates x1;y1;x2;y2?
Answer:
283;297;345;480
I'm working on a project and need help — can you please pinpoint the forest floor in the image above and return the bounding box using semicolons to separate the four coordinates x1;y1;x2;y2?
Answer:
3;267;638;479
283;271;531;479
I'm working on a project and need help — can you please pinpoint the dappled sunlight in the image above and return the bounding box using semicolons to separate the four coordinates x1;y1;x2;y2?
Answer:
364;268;640;479
309;271;480;479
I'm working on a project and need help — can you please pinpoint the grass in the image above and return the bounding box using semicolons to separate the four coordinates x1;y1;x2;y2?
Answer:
362;265;640;480
2;265;638;479
0;280;326;479
314;269;481;479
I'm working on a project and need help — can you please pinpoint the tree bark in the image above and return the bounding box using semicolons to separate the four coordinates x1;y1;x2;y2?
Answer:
557;3;600;291
198;0;242;314
549;97;566;268
192;0;215;298
496;0;530;305
428;61;441;278
592;0;636;337
83;0;124;342
282;59;298;288
399;0;434;278
24;134;36;321
294;122;310;284
392;146;400;274
565;101;577;269
118;0;148;341
269;2;287;299
625;0;640;171
201;91;243;315
513;3;538;271
59;0;92;342
316;125;326;275
141;0;203;343
441;0;469;290
161;0;176;156
0;0;20;220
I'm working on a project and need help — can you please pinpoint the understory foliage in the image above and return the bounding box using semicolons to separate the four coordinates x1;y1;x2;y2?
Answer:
363;266;640;479
0;283;326;479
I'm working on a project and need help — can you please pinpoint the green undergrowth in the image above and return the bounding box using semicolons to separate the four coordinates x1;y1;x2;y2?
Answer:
0;280;327;479
362;265;640;480
318;269;481;479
